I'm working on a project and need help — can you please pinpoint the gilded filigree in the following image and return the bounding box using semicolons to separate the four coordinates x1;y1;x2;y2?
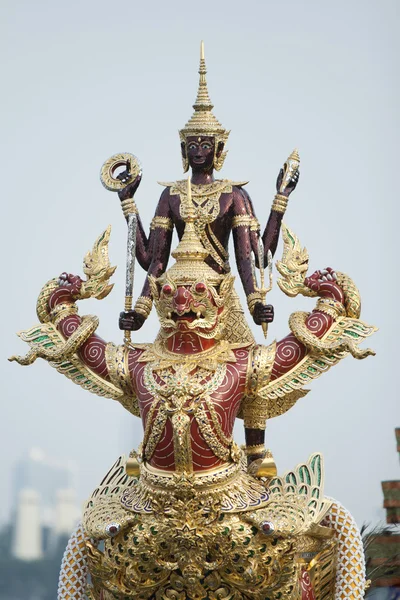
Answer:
159;178;248;270
142;361;228;470
83;454;340;600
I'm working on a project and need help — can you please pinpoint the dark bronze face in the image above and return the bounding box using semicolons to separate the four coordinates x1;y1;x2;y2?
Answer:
184;136;215;171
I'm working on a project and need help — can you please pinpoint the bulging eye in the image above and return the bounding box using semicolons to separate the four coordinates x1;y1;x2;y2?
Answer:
201;143;211;150
162;284;173;296
188;143;197;150
195;282;207;294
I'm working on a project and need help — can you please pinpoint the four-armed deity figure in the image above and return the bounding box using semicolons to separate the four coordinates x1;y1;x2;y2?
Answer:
10;43;376;600
116;42;299;338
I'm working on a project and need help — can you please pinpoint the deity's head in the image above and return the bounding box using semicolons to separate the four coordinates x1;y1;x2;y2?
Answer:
179;42;230;173
149;196;234;339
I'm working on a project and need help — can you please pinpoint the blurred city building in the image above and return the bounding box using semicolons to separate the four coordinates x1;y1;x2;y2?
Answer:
13;489;42;560
366;429;400;599
0;449;80;599
10;448;79;560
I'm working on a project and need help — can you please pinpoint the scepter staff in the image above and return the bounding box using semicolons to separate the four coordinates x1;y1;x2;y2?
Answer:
123;202;138;344
255;243;273;339
100;152;142;344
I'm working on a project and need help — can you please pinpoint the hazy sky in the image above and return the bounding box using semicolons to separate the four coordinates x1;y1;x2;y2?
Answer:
1;0;399;528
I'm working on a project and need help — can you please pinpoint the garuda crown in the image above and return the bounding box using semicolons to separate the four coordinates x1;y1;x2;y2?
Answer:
149;179;235;339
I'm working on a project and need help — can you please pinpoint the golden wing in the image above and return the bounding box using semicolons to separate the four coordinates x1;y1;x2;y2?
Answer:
9;322;139;416
257;317;377;419
244;453;332;536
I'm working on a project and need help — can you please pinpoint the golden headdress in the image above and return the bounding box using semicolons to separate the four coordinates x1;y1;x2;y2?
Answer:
179;42;230;172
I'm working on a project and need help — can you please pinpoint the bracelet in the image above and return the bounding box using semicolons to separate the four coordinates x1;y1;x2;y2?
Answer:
134;296;153;318
316;297;346;319
50;303;78;327
150;216;173;231
121;198;138;218
247;291;263;315
272;193;288;214
245;444;266;456
231;215;260;231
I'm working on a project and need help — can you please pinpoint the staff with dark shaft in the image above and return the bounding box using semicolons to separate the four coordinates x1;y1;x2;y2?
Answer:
100;152;142;344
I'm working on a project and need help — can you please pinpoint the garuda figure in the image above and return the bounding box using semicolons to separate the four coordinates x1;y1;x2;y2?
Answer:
10;45;376;600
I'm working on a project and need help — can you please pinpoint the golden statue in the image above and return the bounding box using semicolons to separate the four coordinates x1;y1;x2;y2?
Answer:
9;45;376;600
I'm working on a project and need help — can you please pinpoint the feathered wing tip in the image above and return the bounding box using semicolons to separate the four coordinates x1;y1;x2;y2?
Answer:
268;453;331;524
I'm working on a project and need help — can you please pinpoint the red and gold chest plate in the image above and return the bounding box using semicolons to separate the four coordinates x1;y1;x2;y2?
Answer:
128;345;250;472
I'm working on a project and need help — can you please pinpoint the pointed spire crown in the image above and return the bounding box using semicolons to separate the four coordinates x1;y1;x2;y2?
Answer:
179;42;230;172
193;41;214;112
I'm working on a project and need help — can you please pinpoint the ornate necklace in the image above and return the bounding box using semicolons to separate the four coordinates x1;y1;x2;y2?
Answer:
137;339;238;371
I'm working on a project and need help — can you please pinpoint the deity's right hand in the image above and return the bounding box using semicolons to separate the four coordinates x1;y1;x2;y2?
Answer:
117;172;142;201
252;303;274;325
119;310;146;331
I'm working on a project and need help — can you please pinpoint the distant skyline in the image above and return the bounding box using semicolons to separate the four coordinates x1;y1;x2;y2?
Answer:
1;0;399;529
11;448;77;525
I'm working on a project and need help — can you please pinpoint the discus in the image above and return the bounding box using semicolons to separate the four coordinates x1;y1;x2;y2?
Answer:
100;152;141;192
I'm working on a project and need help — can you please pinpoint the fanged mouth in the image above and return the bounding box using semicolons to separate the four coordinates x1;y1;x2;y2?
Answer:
170;310;204;323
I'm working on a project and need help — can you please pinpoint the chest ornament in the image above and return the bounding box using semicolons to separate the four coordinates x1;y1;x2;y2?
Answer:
159;179;248;270
142;361;238;471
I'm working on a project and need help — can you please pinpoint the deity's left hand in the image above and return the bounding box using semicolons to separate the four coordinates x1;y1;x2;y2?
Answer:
304;268;345;303
276;166;299;197
253;302;274;325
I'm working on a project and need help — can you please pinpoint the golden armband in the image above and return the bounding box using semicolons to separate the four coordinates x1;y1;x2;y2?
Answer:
232;215;260;232
105;342;133;398
246;291;263;316
242;343;276;430
245;444;266;457
120;198;138;219
150;216;173;231
134;296;153;318
316;297;346;319
272;193;289;214
105;343;140;417
50;302;78;327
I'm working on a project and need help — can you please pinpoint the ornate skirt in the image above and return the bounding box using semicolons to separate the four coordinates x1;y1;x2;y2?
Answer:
82;455;338;600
